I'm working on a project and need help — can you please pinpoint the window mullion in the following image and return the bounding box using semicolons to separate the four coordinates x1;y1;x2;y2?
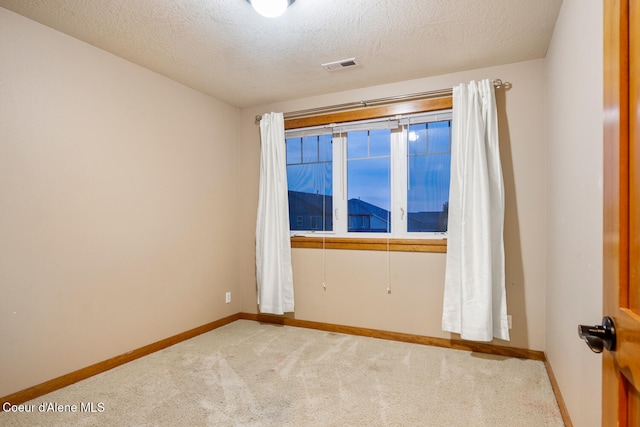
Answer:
332;134;347;235
391;128;407;237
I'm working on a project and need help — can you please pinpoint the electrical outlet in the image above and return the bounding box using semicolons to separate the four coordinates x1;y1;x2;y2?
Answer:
225;292;231;304
507;315;513;329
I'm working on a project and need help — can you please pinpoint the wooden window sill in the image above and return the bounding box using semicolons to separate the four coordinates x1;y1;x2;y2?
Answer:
290;236;447;253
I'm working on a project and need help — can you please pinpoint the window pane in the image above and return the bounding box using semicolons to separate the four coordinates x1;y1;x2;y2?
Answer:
286;137;302;164
407;120;451;232
347;130;391;233
286;136;333;231
369;129;390;157
408;125;427;155
302;136;318;162
319;134;332;162
428;121;450;154
347;131;368;159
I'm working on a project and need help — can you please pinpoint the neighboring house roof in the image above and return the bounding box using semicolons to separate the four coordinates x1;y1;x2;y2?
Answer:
288;191;332;215
347;198;390;222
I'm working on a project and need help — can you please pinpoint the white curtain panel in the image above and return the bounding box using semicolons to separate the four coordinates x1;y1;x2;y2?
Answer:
442;80;509;342
256;112;295;314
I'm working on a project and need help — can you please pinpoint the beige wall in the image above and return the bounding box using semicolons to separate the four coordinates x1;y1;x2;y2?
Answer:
545;1;603;426
0;8;241;397
239;59;548;351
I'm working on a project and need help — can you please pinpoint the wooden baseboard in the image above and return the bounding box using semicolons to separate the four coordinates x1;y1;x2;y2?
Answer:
1;313;241;410
239;312;546;361
544;358;573;427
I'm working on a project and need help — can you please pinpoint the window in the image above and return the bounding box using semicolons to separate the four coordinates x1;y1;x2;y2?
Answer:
285;108;452;241
286;134;333;232
407;121;451;232
347;129;391;232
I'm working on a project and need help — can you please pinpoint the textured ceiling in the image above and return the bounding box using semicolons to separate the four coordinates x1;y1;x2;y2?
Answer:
0;0;563;108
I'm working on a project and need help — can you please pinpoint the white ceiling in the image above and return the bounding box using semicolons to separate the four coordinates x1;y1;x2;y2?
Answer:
0;0;563;108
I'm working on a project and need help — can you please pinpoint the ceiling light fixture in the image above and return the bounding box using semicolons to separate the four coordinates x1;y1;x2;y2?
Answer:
246;0;295;18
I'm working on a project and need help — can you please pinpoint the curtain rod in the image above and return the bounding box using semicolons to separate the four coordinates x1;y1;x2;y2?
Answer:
255;79;505;122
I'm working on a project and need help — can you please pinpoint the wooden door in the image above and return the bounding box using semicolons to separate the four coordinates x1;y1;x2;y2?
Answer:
603;0;640;425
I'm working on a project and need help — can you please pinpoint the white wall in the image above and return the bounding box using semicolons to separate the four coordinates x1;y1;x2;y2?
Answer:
0;8;241;397
239;59;548;351
545;0;603;425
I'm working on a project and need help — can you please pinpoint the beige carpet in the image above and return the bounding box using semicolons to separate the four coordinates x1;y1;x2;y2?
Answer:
1;320;564;426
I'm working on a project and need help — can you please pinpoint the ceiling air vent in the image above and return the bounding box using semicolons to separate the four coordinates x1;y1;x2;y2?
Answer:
321;58;360;71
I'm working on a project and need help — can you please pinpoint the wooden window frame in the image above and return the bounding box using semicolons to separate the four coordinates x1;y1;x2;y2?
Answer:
290;236;446;252
286;96;452;254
